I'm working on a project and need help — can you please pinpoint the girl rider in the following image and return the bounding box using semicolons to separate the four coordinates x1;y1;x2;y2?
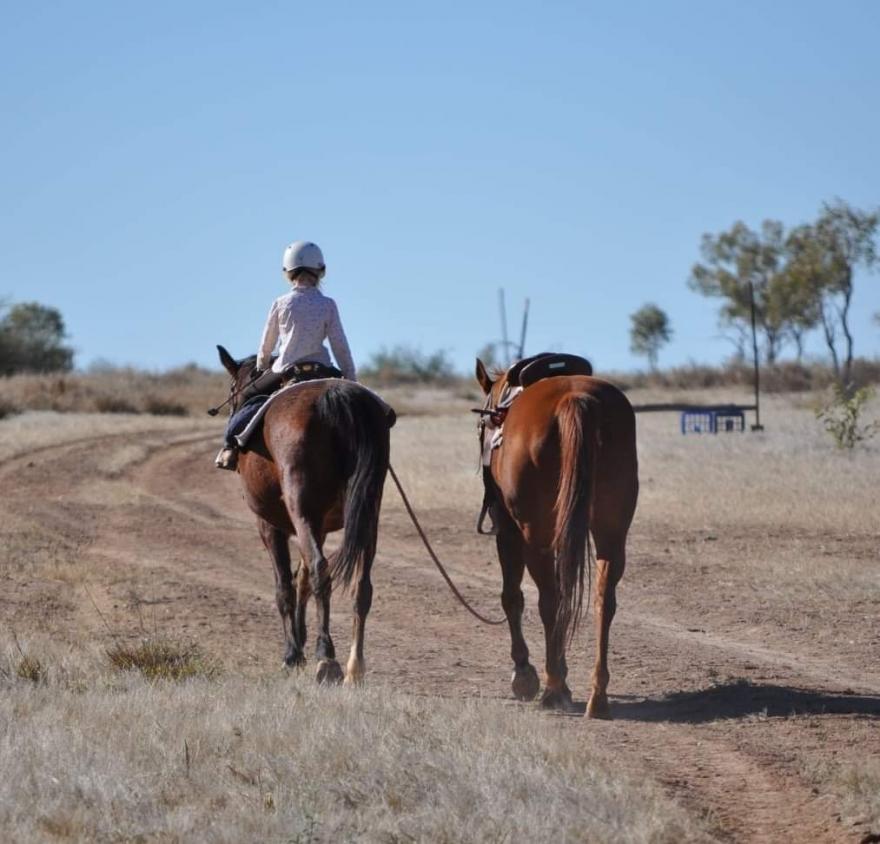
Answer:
215;240;357;470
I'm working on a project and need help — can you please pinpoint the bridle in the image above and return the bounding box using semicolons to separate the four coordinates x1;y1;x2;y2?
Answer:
471;379;515;455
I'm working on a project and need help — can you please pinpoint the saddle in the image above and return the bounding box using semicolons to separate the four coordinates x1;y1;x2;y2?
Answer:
507;352;592;388
281;360;343;385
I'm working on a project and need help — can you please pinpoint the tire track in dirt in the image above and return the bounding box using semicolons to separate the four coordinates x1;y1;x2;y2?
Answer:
4;425;878;842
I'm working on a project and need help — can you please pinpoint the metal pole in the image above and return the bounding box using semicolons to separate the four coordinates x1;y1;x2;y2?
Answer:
499;288;510;366
518;298;530;360
749;281;764;431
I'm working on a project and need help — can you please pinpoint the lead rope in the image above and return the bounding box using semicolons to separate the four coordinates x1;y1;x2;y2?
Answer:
387;464;506;626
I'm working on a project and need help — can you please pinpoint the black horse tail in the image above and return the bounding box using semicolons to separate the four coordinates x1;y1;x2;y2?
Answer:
318;382;390;590
552;393;597;644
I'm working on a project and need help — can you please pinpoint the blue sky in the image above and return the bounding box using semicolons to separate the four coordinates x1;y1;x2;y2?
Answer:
2;1;879;374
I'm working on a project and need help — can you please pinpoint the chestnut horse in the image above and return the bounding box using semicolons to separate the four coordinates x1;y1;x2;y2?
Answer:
218;345;390;685
476;359;638;717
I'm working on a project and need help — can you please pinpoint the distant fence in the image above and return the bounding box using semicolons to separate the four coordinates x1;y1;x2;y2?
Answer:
632;402;760;434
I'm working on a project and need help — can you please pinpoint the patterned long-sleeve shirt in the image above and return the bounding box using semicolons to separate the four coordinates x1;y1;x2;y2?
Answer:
256;285;357;381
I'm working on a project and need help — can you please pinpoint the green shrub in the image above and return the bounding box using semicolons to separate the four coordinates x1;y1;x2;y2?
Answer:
816;384;879;449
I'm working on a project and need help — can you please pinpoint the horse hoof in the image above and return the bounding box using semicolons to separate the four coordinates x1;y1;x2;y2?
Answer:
586;694;612;720
283;648;305;669
540;686;575;712
315;659;343;686
344;658;365;686
511;665;540;701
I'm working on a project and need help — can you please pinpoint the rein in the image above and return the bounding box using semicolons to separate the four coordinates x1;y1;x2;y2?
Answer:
206;370;263;417
387;464;506;626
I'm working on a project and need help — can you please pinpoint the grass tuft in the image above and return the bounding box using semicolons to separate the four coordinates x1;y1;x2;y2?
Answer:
106;638;219;682
16;653;46;684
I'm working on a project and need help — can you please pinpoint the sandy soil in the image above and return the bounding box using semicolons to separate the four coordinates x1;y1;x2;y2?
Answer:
2;409;878;843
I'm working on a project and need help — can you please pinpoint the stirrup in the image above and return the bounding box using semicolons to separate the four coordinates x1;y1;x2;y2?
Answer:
214;447;238;471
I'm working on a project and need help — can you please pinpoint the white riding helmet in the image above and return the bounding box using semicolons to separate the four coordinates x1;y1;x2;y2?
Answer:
282;241;325;273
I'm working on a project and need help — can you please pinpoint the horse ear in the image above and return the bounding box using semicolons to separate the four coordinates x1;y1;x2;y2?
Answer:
475;358;493;394
217;345;239;376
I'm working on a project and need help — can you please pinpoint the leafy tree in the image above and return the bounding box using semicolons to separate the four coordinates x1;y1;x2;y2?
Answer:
767;262;821;361
0;302;74;374
629;303;672;370
688;220;788;363
787;201;879;385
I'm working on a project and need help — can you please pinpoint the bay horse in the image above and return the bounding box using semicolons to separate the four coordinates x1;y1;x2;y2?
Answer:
217;345;391;685
476;358;638;717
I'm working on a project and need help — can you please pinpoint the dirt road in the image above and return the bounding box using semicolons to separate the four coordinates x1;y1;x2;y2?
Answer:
2;417;878;842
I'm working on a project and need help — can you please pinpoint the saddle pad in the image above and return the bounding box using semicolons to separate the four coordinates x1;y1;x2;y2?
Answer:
235;379;393;448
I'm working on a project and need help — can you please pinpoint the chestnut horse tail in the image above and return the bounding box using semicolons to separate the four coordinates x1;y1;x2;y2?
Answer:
553;393;597;643
318;383;390;590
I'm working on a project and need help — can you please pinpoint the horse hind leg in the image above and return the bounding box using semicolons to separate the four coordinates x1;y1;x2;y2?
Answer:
344;559;373;686
586;539;626;719
293;555;310;663
527;548;574;711
498;528;539;701
258;519;303;668
290;509;343;686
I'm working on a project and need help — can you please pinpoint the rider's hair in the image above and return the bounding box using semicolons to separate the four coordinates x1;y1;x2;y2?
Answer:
286;267;322;286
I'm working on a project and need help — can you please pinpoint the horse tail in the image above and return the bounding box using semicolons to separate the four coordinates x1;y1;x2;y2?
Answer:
553;392;597;644
318;383;390;590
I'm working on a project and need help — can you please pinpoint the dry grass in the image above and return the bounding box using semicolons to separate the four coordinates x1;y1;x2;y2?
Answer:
834;760;880;828
1;358;876;418
629;389;880;535
0;365;226;417
0;641;708;844
804;756;880;830
0;367;477;419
